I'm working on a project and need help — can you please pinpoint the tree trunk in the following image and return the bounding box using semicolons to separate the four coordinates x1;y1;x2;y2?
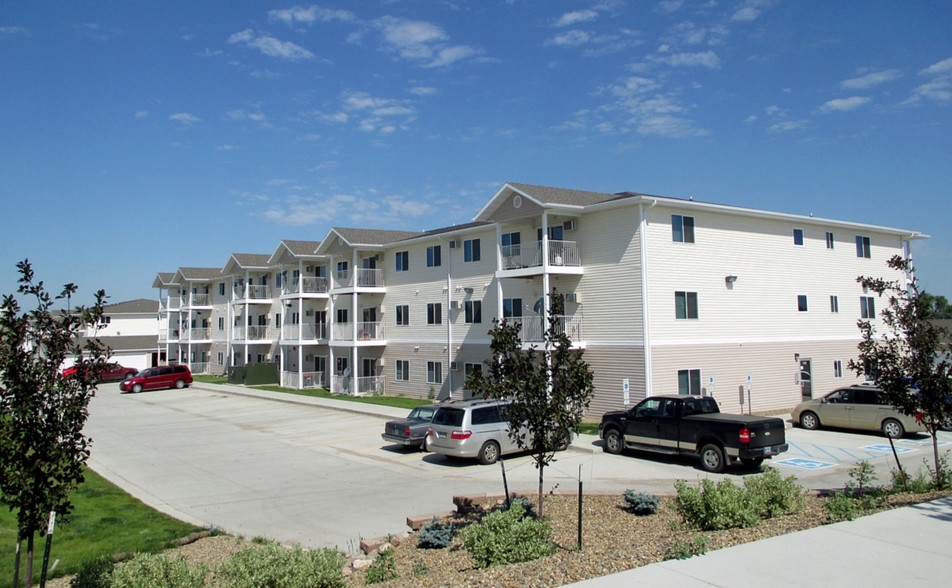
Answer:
23;532;34;588
933;430;943;488
537;464;544;518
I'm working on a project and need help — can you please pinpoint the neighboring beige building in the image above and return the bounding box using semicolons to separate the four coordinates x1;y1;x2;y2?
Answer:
153;183;926;417
79;298;160;371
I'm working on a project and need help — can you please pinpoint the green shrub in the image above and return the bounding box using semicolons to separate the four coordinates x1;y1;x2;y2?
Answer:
673;479;760;531
215;542;346;588
69;556;115;588
744;467;805;517
411;560;429;577
109;553;206;588
459;502;554;568
622;490;660;516
364;549;398;584
891;467;933;494
663;535;709;560
845;460;879;496
824;492;858;522
417;517;456;549
502;496;537;519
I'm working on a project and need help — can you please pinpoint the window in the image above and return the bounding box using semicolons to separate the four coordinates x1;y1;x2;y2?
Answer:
855;235;871;258
395;304;409;326
337;260;348;274
219;282;225;296
465;300;482;324
826;232;835;249
672;214;695;243
275;272;282;287
501;232;521;256
427;302;442;325
218;317;224;330
427;361;443;384
860;296;876;319
99;316;111;325
337;308;348;323
395;360;409;381
798;295;809;312
503;297;523;319
677;369;701;395
675;291;699;320
464;238;481;262
834;360;843;378
426;245;441;268
395;251;409;272
830;295;839;313
464;363;482;378
217;351;223;366
793;228;804;246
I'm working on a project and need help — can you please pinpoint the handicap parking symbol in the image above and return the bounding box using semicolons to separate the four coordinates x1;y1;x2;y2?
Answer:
775;458;834;470
863;444;913;453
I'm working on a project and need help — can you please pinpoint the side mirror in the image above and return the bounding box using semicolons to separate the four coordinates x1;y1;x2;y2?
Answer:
820;398;827;404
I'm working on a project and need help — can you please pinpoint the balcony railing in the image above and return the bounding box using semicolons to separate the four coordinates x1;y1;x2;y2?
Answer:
234;284;272;300
281;323;328;341
166;297;182;310
233;325;272;340
281;370;324;389
189;362;210;374
508;314;583;343
334;268;383;289
331;374;384;396
186;327;210;341
502;240;580;270
187;293;211;306
283;276;329;296
332;321;384;342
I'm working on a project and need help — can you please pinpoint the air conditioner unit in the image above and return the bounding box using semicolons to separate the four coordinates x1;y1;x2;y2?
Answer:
450;361;459;371
563;220;576;231
378;358;386;367
565;292;580;304
378;305;386;314
450;300;460;310
448;239;460;249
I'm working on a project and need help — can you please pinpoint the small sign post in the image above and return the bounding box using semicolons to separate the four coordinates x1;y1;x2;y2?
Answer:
623;378;630;406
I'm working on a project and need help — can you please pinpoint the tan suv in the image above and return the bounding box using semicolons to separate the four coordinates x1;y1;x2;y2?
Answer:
792;385;925;438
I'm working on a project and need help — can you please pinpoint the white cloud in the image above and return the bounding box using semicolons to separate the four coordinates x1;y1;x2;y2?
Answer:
268;5;355;25
0;26;30;36
657;1;683;14
841;69;902;89
731;0;771;22
228;29;314;61
262;189;433;226
323;112;349;124
134;110;149;119
769;119;810;132
821;96;871;112
169;112;201;125
654;50;721;68
407;86;437;96
554;10;598;27
372;16;480;68
216;144;241;151
920;56;952;76
548;30;591;47
227;109;268;123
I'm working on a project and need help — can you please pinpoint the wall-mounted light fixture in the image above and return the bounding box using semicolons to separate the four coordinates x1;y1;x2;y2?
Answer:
725;275;738;285
463;287;474;294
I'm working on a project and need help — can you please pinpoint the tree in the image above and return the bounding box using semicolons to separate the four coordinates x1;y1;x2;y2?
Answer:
849;255;952;487
467;295;595;517
0;260;108;587
921;291;952;319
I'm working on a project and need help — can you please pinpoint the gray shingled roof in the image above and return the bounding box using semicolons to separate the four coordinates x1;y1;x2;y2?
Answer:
76;335;158;352
507;183;626;207
396;221;492;242
152;272;178;288
178;267;223;281
228;253;272;269
280;240;322;255
332;228;423;246
102;299;159;314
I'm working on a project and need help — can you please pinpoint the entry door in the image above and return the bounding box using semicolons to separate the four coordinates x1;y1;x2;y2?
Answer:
800;359;813;401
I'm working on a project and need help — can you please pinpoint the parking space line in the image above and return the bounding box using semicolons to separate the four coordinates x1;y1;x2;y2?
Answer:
811;443;844;463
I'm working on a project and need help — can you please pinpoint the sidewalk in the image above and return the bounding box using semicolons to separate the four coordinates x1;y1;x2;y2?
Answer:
566;495;952;587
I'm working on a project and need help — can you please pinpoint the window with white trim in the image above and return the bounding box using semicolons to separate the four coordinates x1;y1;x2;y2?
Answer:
426;245;441;268
427;361;443;384
465;300;482;324
427;302;442;325
826;232;835;249
798;295;809;312
793;228;804;246
503;298;523;319
672;215;695;243
830;295;839;313
834;360;843;378
678;369;701;395
464;238;481;262
395;251;409;272
395;360;409;381
396;304;409;326
675;291;698;319
860;296;876;319
855;235;871;258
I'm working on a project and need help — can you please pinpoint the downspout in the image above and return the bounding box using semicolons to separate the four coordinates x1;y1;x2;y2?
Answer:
328;255;337;393
352;249;359;394
446;240;453;399
640;199;657;398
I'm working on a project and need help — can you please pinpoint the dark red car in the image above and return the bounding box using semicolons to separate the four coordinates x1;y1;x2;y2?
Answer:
119;365;193;394
62;362;138;382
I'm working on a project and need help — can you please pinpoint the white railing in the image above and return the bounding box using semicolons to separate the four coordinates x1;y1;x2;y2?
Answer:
188;293;210;306
234;284;272;300
502;240;580;269
332;321;384;341
233;325;271;340
189;362;210;374
187;327;210;341
281;323;327;340
281;370;324;389
334;268;383;289
167;296;182;310
283;276;329;295
509;314;583;343
331;374;384;396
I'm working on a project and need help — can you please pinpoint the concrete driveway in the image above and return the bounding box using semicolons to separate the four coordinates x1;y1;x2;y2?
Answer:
84;382;951;550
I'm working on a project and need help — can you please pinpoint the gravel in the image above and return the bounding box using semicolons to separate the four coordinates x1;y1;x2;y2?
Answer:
47;490;948;587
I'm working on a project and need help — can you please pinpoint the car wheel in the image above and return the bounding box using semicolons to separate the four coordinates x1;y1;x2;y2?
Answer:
882;418;905;438
174;379;186;389
700;443;726;473
421;435;430;453
799;411;820;430
132;383;143;394
477;441;501;465
603;428;624;455
741;457;764;468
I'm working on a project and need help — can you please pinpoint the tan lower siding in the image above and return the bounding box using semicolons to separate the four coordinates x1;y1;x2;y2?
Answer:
583;345;646;420
650;339;866;414
382;343;492;401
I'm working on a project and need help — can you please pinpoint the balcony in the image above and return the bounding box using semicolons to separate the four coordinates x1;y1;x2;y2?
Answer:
282;276;330;297
331;321;385;343
186;293;211;307
188;362;210;375
331;374;384;396
234;284;272;302
185;327;211;341
281;370;324;389
508;314;583;344
281;323;328;341
164;296;182;310
233;325;273;341
333;268;384;291
500;240;582;277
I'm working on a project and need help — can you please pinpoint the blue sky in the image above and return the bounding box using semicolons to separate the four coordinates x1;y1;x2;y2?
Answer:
1;1;950;305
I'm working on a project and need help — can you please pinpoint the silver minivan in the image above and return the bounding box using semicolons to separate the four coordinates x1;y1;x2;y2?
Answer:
426;399;517;464
792;385;926;438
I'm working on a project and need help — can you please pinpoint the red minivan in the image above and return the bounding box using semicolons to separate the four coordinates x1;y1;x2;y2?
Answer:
119;365;193;394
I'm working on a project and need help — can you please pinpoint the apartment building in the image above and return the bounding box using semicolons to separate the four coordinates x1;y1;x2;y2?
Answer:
153;182;924;417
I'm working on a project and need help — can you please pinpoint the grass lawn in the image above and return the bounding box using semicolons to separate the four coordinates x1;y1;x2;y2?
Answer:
0;468;203;584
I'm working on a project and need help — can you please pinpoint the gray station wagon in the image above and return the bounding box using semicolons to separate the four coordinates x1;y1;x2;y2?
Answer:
792;385;925;438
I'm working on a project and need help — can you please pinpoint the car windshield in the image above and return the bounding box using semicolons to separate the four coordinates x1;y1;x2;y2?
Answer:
135;368;152;377
409;407;436;421
431;407;465;427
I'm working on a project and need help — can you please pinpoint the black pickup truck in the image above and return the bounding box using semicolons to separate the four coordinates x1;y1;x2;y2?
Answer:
599;395;788;473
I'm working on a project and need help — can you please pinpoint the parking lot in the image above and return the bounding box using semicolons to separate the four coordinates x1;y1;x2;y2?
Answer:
83;382;952;550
